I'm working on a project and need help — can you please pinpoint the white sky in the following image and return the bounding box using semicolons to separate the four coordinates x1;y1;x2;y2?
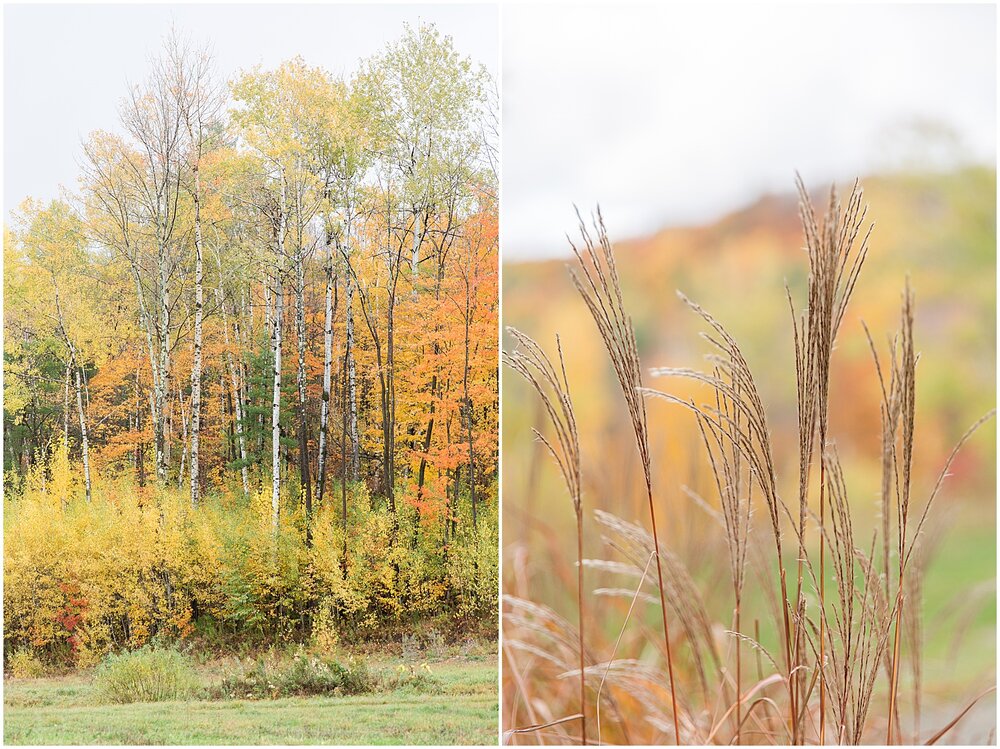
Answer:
503;3;997;259
3;3;498;216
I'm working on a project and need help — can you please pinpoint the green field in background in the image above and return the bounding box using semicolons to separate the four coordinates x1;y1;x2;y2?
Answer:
4;655;498;745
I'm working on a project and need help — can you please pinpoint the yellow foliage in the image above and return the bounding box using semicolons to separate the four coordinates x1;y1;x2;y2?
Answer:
5;450;496;665
7;647;46;678
310;600;340;654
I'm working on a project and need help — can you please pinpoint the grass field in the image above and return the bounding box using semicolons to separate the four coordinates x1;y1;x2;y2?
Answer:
4;653;498;745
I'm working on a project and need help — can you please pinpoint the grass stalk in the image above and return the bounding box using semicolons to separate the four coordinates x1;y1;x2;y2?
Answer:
819;445;827;745
735;599;742;744
648;486;683;743
503;329;587;746
577;513;587;746
887;582;904;744
569;209;682;744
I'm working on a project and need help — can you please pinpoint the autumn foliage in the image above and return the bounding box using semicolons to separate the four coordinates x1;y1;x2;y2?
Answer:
4;23;498;669
5;442;496;668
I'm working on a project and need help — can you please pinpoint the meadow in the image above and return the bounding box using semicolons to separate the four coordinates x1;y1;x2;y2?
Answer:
4;647;498;745
501;168;996;744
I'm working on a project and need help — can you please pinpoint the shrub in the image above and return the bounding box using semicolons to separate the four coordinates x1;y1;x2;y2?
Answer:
381;662;442;694
4;464;498;661
7;647;45;678
401;627;446;659
212;650;376;700
94;645;199;704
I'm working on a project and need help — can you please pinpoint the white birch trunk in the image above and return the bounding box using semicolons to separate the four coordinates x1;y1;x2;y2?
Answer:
341;239;359;481
271;170;287;531
295;220;311;514
74;363;92;503
157;241;171;481
318;229;335;503
272;279;284;528
190;162;203;506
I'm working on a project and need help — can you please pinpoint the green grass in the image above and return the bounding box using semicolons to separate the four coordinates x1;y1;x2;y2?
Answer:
4;655;498;745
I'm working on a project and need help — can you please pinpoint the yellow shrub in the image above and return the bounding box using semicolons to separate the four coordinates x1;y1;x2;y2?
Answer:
4;452;498;663
7;647;45;678
311;600;341;654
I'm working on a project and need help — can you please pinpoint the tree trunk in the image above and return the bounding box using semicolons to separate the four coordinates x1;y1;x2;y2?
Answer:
53;284;90;502
190;162;203;506
130;269;163;480
74;363;92;503
63;364;71;443
264;282;273;334
385;300;396;517
452;463;461;540
177;385;188;490
296;232;312;536
342;243;359;481
219;288;250;497
135;366;145;488
318;227;336;505
416;253;446;503
272;275;284;530
416;382;436;497
271;170;287;531
464;303;477;532
341;352;349;574
157;238;171;483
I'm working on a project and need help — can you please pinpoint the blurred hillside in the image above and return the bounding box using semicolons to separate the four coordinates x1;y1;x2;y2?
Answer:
502;167;996;704
504;167;995;497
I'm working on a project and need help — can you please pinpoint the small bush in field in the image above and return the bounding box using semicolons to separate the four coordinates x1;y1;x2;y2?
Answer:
382;662;442;694
8;647;46;678
94;645;199;704
212;650;377;700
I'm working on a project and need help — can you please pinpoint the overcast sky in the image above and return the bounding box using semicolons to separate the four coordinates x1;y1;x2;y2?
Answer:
504;4;997;259
3;3;498;216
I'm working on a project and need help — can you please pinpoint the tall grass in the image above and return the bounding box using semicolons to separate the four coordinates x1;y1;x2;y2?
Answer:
502;178;995;745
504;331;587;743
569;210;682;744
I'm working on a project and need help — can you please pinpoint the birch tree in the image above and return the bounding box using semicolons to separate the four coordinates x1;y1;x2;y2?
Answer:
168;31;224;506
232;63;312;529
109;49;186;483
